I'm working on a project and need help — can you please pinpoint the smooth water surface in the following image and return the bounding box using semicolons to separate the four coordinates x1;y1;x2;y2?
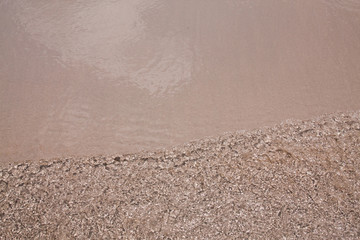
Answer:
1;0;360;164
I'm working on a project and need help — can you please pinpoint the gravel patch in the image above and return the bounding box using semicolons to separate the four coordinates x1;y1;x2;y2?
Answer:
1;111;360;239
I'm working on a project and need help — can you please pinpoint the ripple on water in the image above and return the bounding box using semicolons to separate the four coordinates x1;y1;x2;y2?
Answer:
321;0;360;12
1;0;360;164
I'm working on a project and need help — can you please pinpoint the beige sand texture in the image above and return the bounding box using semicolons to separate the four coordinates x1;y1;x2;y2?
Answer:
1;110;360;239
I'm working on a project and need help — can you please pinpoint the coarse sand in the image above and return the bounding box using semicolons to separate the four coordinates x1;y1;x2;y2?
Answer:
1;111;360;239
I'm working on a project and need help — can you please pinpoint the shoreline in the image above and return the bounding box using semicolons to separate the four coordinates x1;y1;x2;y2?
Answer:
1;109;358;168
1;110;360;238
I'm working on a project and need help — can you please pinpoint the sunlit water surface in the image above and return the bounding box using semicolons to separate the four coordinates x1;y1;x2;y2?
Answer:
1;0;360;164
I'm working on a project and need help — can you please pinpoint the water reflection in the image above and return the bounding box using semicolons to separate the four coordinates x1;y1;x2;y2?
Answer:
322;0;360;12
1;0;360;164
11;0;193;94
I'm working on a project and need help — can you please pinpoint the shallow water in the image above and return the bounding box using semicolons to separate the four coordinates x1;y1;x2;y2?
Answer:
1;0;360;164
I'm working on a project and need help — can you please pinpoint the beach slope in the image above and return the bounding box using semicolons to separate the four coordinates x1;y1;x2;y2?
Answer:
1;111;360;239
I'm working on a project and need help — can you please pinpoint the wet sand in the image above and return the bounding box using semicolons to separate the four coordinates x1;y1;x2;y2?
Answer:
1;111;359;239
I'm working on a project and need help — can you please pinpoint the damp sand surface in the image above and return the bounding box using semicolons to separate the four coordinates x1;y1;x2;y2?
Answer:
1;0;360;164
1;111;359;239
